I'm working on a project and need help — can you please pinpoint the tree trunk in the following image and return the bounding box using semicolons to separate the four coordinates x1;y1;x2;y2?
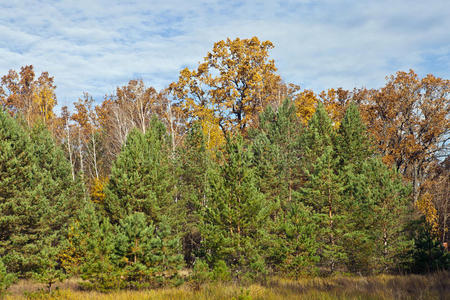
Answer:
66;124;75;181
91;132;99;179
78;127;84;175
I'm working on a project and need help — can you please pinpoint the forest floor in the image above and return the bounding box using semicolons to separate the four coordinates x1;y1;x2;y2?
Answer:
5;271;449;300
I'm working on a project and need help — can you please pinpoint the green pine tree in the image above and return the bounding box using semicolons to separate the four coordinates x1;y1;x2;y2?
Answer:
300;102;345;273
114;213;183;288
410;219;450;273
32;246;67;293
201;134;272;278
177;123;213;266
0;110;38;274
251;99;302;208
28;123;86;283
335;103;376;273
336;103;373;168
363;158;413;273
104;117;175;224
80;216;122;291
251;99;319;276
272;201;320;277
0;112;85;277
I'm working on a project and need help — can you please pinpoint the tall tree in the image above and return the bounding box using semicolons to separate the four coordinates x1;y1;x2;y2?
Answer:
0;109;38;274
364;70;449;203
169;37;295;135
104;118;175;224
251;99;302;207
300;103;345;272
0;111;84;276
71;93;102;180
0;65;57;127
177;123;213;266
251;99;319;276
363;158;412;272
335;103;376;273
201;135;272;277
29;123;86;234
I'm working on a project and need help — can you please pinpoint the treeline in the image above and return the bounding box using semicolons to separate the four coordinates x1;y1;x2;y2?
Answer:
0;37;449;292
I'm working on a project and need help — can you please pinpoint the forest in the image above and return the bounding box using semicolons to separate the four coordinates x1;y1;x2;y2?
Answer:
0;37;449;299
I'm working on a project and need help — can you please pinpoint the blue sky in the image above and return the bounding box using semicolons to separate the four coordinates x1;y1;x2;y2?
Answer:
1;0;449;108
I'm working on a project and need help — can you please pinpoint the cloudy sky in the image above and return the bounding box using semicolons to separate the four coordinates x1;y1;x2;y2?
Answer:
1;0;449;107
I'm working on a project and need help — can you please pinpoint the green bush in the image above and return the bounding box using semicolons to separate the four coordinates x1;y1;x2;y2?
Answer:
212;260;231;282
0;259;16;295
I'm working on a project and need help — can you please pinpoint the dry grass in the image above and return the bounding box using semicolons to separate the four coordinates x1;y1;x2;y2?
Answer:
5;271;448;300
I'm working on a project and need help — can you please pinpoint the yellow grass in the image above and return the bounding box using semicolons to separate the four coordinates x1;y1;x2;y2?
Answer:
5;271;448;300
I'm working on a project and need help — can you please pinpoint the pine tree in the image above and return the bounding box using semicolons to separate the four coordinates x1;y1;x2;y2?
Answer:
32;246;67;293
0;111;85;276
59;202;99;276
29;123;86;234
177;123;213;266
100;118;183;288
300;102;345;273
114;213;183;288
251;99;319;275
336;103;372;168
0;110;38;274
140;216;184;286
80;216;123;291
363;158;413;272
410;219;450;273
251;99;302;208
104;117;174;224
272;201;320;277
335;103;376;273
201;134;272;278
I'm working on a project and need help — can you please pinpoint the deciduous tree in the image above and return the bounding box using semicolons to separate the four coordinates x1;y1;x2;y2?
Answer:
169;37;290;135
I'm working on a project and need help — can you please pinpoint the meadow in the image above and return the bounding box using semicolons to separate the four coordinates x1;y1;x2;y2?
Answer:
6;271;449;300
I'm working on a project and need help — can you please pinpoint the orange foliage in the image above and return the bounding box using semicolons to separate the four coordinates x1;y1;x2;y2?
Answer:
169;37;288;135
0;65;57;126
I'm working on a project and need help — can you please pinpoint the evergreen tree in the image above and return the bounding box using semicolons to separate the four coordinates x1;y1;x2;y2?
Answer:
0;112;85;276
251;99;319;275
28;123;85;282
201;135;272;278
177;123;213;266
104;117;174;224
115;213;183;288
100;118;183;288
80;216;123;291
139;216;184;286
29;123;86;235
59;202;99;276
363;158;413;273
335;103;373;168
335;104;376;273
251;99;302;208
300;102;345;273
0;110;38;274
32;246;67;293
409;219;450;273
271;201;320;277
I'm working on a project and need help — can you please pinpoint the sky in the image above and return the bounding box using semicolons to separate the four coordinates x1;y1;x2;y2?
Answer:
1;0;449;108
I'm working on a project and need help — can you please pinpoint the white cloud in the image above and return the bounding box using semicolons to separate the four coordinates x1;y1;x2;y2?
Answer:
0;0;448;108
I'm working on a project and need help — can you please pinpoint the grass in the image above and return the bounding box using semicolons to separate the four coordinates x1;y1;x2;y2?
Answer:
4;271;448;300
